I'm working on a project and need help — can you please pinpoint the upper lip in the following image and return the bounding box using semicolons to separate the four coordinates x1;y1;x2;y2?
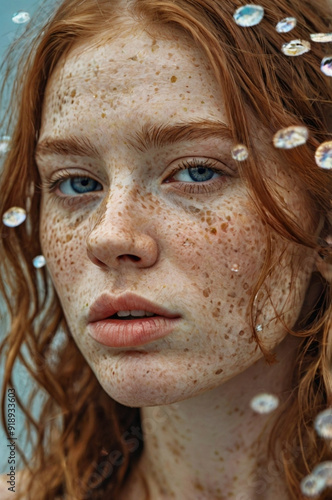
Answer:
88;292;181;322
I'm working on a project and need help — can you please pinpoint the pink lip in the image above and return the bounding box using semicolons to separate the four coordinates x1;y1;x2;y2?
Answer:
87;292;182;348
88;316;182;348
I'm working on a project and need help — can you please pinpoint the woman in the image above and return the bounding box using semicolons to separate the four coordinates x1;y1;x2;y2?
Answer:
0;0;332;498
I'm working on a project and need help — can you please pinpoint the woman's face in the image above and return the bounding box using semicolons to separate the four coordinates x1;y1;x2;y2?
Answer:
36;26;317;407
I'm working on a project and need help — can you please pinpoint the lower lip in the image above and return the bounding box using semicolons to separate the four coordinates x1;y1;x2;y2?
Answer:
87;316;181;348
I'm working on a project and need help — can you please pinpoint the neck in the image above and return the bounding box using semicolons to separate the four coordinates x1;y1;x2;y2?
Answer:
129;335;299;500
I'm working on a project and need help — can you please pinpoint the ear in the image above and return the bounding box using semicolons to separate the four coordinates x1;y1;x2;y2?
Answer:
315;235;332;282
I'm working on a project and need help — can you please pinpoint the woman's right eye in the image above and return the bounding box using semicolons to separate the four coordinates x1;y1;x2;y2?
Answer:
57;176;103;195
41;171;103;197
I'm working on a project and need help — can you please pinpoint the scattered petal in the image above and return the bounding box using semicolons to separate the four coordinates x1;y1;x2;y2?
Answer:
12;11;31;24
281;39;311;56
314;408;332;439
255;324;263;332
0;136;11;156
231;264;239;273
276;17;297;33
321;56;332;76
33;255;46;269
312;462;332;487
300;474;326;497
310;33;332;43
273;126;309;149
250;393;279;414
231;144;249;161
233;4;264;27
2;207;26;228
315;142;332;170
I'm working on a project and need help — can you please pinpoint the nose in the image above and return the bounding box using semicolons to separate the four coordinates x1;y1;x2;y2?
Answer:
86;189;159;269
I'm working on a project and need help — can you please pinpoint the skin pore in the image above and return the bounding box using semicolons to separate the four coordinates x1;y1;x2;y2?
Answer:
35;23;321;500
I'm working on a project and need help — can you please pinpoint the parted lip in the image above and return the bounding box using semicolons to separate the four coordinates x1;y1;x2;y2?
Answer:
88;292;181;323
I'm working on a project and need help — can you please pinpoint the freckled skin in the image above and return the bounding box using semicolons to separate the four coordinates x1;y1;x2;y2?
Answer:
37;25;319;500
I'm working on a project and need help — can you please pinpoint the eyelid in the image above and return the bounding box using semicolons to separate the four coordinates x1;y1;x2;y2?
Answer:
167;157;226;177
163;157;233;195
39;169;102;193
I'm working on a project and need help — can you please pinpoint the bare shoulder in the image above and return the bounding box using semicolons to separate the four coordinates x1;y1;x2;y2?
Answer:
0;470;28;499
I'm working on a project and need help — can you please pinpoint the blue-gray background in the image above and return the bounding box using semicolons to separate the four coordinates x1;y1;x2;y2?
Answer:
0;1;41;63
0;0;55;473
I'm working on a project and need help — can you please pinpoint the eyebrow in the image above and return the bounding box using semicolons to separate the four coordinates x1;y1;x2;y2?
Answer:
35;119;233;160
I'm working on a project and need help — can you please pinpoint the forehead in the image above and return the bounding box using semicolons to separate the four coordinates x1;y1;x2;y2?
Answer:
40;27;226;136
38;27;316;234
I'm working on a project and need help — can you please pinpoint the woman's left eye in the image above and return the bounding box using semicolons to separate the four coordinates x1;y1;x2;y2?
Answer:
164;158;229;193
168;163;221;183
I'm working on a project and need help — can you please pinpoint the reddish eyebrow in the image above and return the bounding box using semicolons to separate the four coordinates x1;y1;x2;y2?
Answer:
35;135;101;160
35;119;233;159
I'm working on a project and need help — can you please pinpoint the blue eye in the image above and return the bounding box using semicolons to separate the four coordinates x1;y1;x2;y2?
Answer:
164;158;230;194
173;166;218;183
58;176;103;195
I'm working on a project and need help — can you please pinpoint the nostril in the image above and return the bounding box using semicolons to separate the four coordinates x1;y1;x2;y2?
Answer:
119;254;141;262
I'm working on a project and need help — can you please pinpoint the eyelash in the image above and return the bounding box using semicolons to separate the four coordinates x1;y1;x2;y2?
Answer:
40;158;229;207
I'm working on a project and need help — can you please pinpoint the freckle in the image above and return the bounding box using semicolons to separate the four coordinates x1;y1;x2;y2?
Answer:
194;483;204;491
239;330;245;336
215;368;223;375
224;334;229;339
101;113;106;118
220;222;228;232
212;308;220;318
183;107;188;111
70;89;76;98
170;75;177;83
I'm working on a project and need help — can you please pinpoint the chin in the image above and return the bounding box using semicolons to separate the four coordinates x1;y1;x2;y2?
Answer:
95;369;233;409
97;380;190;407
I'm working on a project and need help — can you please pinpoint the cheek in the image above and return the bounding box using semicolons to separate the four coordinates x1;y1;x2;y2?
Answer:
39;200;87;296
259;239;315;342
169;207;267;310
